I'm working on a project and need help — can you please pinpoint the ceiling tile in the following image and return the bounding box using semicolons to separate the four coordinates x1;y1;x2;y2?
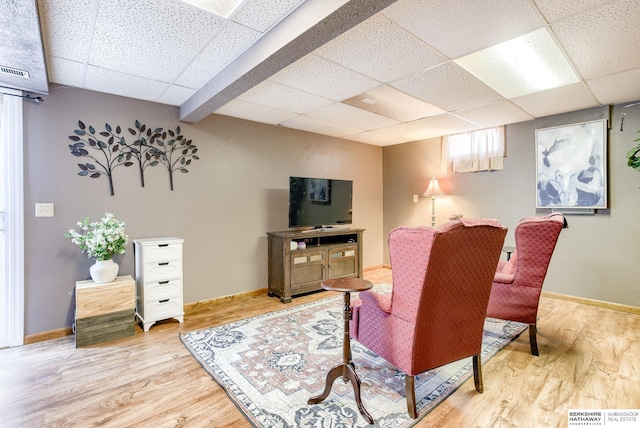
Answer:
175;22;261;89
345;123;429;145
306;102;400;129
88;0;225;83
281;115;364;137
511;82;600;117
383;0;545;58
551;0;640;79
314;14;447;83
532;0;612;22
342;85;445;122
216;99;299;125
408;113;481;138
366;122;441;143
39;0;94;63
344;131;407;146
269;54;380;101
158;85;197;106
180;0;243;18
84;66;168;101
586;68;640;105
233;0;304;32
238;80;334;114
392;62;503;112
46;57;85;87
454;101;534;128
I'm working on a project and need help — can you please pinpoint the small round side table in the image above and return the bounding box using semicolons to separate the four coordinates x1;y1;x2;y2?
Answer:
307;277;374;425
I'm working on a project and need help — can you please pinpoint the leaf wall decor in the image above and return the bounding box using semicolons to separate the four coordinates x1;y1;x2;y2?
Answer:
68;120;199;196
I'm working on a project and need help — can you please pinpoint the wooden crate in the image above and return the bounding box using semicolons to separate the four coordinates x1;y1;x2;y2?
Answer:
75;309;135;347
75;275;135;348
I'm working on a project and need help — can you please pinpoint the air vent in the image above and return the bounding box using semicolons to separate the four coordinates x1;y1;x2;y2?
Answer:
0;65;29;79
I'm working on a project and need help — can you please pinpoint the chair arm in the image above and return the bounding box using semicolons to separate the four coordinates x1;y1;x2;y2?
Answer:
496;260;509;271
494;272;515;284
360;290;392;314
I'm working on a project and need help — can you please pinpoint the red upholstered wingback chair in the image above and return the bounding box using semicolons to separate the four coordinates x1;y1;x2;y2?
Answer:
350;219;507;418
486;213;568;356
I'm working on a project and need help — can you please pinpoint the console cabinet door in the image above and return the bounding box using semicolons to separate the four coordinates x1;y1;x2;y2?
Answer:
327;245;358;279
290;250;325;293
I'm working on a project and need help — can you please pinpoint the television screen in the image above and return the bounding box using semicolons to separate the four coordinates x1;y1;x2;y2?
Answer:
288;177;353;228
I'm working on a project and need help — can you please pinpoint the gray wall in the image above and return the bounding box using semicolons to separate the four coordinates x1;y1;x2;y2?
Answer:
22;85;640;336
383;104;640;307
23;86;384;335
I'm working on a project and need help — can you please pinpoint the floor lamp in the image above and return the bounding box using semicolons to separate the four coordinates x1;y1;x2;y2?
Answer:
423;177;445;227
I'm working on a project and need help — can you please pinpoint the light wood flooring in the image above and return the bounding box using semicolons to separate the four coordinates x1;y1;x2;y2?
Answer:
1;268;639;427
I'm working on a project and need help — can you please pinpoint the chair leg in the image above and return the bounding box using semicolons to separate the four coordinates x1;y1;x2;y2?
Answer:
405;374;417;418
473;355;483;393
529;324;539;356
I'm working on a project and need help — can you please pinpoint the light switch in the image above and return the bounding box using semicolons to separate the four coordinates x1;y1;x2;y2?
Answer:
35;203;54;217
413;194;419;203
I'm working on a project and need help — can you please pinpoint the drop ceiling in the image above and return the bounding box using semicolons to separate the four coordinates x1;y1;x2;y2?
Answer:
2;0;640;146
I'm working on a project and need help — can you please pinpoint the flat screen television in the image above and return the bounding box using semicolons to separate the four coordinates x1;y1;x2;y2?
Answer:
288;177;353;229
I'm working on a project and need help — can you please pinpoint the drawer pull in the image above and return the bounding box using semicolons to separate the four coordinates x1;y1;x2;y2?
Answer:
159;280;169;285
158;262;169;266
158;244;169;247
159;299;170;303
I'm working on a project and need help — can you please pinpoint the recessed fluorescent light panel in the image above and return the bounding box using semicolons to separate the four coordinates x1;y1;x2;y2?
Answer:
180;0;243;18
455;28;580;99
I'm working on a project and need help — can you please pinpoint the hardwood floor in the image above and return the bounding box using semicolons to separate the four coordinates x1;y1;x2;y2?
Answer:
1;268;638;427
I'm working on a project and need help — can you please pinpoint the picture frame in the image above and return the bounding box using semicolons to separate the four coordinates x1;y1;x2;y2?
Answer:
536;119;607;209
308;178;330;203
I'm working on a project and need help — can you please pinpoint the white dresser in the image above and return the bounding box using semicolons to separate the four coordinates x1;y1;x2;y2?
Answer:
134;237;184;331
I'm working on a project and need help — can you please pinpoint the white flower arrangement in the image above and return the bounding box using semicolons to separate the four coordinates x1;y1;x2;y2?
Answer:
66;213;128;261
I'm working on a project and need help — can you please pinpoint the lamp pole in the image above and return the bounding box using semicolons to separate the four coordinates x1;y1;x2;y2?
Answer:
430;195;437;227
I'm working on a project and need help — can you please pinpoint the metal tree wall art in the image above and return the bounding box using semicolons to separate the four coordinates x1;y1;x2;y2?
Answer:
68;121;127;196
153;125;199;191
126;120;164;187
68;120;199;196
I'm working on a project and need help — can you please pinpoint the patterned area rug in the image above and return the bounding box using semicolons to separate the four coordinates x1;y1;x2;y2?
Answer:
180;285;527;427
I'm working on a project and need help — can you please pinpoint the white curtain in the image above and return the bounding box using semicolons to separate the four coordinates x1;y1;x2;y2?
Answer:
441;126;505;173
0;91;25;347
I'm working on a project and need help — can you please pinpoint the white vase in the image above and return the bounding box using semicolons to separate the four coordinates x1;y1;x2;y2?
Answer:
90;259;119;284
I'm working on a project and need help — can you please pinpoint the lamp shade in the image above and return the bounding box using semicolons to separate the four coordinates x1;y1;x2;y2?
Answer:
423;177;445;197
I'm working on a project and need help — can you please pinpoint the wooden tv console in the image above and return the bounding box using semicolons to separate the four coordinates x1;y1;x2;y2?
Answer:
267;228;364;303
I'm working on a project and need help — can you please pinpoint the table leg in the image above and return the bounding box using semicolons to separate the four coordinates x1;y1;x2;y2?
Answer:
308;363;343;404
342;292;351;382
307;291;374;425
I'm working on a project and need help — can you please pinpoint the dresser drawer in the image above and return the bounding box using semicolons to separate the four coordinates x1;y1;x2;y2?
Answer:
143;243;183;263
144;297;183;322
144;280;182;302
144;261;182;282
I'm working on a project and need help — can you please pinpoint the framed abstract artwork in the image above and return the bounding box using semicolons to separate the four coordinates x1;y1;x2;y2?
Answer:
536;119;607;209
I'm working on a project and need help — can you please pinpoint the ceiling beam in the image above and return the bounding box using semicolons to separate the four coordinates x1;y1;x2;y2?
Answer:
180;0;398;123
